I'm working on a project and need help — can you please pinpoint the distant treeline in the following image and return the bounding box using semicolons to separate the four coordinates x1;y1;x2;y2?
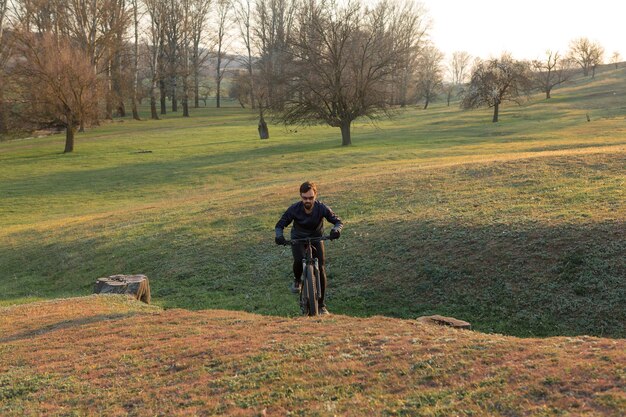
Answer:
0;0;620;149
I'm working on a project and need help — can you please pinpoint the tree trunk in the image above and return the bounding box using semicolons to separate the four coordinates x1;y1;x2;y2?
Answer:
216;77;221;108
492;102;499;123
216;52;222;108
172;77;178;112
131;97;140;120
160;80;166;114
106;60;113;120
150;95;159;120
546;89;551;99
0;88;6;134
117;101;126;117
258;115;269;139
423;99;429;110
132;0;141;121
64;124;75;153
194;71;200;108
150;77;159;120
105;94;113;120
182;88;189;117
340;119;352;146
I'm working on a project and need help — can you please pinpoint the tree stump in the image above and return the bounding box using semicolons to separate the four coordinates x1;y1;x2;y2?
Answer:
258;115;269;139
417;315;471;330
94;274;151;304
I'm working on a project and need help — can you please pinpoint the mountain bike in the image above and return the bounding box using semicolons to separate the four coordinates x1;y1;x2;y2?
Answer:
283;236;330;316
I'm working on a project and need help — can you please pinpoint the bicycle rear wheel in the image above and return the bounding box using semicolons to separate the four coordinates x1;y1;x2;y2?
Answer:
302;264;318;316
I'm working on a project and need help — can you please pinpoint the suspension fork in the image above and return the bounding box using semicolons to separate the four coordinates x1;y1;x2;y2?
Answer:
313;257;321;297
301;241;313;280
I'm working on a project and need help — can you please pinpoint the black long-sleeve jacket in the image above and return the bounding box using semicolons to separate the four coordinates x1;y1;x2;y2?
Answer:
275;201;344;239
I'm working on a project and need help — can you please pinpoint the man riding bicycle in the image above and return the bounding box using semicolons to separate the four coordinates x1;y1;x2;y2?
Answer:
275;181;344;315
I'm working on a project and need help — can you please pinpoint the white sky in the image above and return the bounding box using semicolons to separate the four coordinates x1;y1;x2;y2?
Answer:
422;0;626;62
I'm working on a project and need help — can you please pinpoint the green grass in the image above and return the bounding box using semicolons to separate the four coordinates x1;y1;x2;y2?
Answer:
0;68;624;337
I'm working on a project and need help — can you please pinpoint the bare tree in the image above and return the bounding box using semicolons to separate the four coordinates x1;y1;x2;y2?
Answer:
415;44;443;109
12;0;69;35
392;0;428;107
461;54;532;123
0;0;11;133
163;0;183;112
450;51;471;86
254;0;297;111
610;51;620;69
62;0;131;124
130;0;142;120
567;37;604;77
532;50;572;99
213;0;234;108
276;0;422;146
188;0;211;108
445;50;470;105
144;0;166;119
179;0;191;116
13;32;101;152
233;0;255;108
99;0;131;119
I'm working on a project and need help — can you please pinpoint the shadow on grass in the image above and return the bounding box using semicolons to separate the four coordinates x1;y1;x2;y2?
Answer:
333;219;625;338
0;313;142;343
0;137;340;204
0;215;623;338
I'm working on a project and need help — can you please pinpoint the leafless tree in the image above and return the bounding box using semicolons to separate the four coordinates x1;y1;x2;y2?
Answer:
54;0;130;125
233;0;255;108
188;0;212;108
445;50;470;105
253;0;297;111
450;51;471;86
0;0;8;48
415;44;443;109
12;0;69;35
163;0;183;112
12;32;101;152
276;0;421;146
0;0;11;133
98;0;131;119
610;51;620;69
391;0;428;107
144;0;166;119
213;0;234;108
461;54;532;123
130;0;142;119
179;0;191;116
532;50;572;99
567;37;604;77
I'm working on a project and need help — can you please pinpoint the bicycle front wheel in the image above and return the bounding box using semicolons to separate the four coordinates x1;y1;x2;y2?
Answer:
303;263;318;316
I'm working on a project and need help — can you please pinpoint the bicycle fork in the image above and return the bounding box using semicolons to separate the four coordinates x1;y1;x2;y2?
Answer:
313;258;321;300
300;258;321;308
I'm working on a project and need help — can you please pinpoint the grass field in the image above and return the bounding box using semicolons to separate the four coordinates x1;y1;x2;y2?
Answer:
0;67;624;338
0;295;624;416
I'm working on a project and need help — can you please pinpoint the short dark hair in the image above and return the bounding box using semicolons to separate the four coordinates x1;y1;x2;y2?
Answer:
300;181;317;195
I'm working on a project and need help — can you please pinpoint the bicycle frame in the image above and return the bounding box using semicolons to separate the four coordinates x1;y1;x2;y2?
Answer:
285;236;330;316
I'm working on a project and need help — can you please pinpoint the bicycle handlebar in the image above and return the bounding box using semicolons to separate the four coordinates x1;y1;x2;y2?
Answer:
283;235;332;246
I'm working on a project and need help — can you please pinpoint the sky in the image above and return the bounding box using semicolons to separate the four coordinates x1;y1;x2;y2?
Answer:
422;0;626;62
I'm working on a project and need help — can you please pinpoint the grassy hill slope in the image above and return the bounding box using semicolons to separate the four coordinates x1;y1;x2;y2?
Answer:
1;296;624;416
0;67;624;337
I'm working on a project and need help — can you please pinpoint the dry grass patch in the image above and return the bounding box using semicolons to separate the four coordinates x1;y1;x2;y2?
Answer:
1;296;624;416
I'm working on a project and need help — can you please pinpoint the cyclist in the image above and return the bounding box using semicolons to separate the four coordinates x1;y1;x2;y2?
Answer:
275;181;344;315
